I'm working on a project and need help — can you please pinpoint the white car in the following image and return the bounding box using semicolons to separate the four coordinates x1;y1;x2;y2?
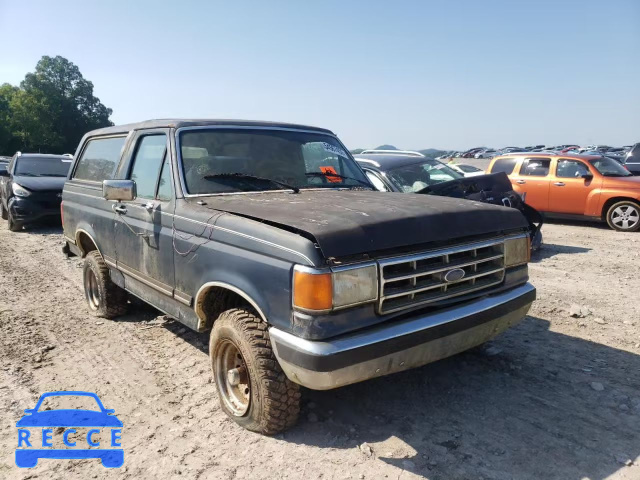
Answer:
449;163;485;177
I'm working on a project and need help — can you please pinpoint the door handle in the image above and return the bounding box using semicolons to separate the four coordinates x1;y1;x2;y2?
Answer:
553;182;566;187
516;180;526;185
113;205;127;214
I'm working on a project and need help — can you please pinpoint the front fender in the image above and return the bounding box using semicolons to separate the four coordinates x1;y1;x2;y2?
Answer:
189;243;294;331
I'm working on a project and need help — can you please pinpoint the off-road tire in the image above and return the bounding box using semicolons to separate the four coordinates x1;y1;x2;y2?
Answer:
83;251;128;318
7;210;22;232
0;202;7;220
605;201;640;232
210;308;301;434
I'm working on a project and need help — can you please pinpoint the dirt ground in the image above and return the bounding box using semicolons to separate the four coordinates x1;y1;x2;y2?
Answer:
1;219;639;480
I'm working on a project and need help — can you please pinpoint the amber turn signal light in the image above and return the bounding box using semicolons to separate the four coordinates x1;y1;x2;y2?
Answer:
293;270;332;311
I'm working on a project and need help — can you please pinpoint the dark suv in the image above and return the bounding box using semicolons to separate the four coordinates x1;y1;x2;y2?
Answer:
625;143;640;176
0;153;73;231
62;119;535;434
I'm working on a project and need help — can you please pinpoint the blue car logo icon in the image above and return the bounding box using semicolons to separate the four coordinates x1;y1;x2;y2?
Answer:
16;391;123;468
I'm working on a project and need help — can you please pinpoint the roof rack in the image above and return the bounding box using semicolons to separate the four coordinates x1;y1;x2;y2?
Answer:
359;150;425;157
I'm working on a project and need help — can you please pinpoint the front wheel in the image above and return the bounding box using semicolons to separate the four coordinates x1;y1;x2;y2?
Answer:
83;251;128;318
606;201;640;232
210;309;301;434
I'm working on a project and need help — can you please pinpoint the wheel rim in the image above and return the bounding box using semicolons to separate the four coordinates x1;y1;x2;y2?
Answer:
611;205;640;230
215;340;251;416
84;268;101;311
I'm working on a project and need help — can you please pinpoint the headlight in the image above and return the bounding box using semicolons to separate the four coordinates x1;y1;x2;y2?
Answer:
12;183;31;197
293;263;378;313
504;235;530;267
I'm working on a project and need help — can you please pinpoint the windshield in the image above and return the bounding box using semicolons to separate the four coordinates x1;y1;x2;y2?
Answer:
588;157;632;177
386;160;463;193
178;129;370;194
15;156;72;177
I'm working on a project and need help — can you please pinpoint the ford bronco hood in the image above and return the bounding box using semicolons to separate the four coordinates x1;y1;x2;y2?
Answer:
196;190;529;258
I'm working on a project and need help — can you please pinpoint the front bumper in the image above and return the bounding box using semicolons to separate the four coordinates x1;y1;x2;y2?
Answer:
9;196;61;224
270;283;535;390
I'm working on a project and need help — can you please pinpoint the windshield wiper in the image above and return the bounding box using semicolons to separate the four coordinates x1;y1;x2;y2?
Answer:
203;173;299;193
305;172;372;188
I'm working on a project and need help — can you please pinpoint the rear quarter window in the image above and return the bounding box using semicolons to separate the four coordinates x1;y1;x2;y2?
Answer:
489;157;518;175
73;136;127;182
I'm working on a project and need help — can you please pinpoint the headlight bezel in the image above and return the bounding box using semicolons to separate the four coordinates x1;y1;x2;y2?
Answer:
12;183;31;198
292;262;379;314
503;234;530;267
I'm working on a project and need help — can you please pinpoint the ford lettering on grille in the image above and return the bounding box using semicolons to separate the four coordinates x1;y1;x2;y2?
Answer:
378;238;505;314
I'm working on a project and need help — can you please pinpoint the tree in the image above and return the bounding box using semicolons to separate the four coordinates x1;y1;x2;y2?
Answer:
1;55;113;155
0;83;19;154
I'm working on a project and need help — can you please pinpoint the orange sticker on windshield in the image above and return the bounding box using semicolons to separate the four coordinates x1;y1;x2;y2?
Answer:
320;166;341;183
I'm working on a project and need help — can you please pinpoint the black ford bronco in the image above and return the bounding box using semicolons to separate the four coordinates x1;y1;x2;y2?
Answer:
62;119;535;434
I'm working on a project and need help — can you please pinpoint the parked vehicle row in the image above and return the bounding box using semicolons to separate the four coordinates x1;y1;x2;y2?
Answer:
442;143;639;167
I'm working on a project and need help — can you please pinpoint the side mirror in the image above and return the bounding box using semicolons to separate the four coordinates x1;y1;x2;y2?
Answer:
23;409;35;414
103;179;136;201
582;173;594;181
0;169;9;177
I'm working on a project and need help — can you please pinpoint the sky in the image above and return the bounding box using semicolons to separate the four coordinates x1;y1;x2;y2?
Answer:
1;0;639;150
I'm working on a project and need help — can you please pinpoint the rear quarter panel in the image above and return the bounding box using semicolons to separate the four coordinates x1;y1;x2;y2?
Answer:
62;181;117;260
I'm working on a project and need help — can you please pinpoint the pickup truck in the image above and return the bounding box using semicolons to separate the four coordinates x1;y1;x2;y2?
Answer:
61;119;535;434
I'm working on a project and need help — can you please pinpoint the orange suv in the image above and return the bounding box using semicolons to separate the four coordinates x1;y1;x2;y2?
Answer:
487;153;640;232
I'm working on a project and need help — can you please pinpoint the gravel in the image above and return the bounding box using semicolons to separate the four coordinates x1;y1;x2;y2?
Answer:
1;221;639;479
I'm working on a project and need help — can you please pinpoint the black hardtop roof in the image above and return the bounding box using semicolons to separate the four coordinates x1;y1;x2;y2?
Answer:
87;119;335;136
354;154;441;170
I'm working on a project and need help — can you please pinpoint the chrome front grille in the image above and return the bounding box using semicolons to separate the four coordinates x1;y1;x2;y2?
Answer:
378;238;505;314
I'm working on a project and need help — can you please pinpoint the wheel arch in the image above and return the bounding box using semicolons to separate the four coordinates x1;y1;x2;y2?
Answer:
75;228;102;258
195;281;268;330
601;196;640;220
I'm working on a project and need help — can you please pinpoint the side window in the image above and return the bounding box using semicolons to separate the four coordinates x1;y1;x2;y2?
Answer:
490;157;517;175
521;158;551;177
365;170;388;191
556;159;589;178
73;137;127;182
156;156;173;201
128;135;167;199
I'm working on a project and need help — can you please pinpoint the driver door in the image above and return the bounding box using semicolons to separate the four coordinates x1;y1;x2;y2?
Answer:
548;158;602;214
113;131;177;313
